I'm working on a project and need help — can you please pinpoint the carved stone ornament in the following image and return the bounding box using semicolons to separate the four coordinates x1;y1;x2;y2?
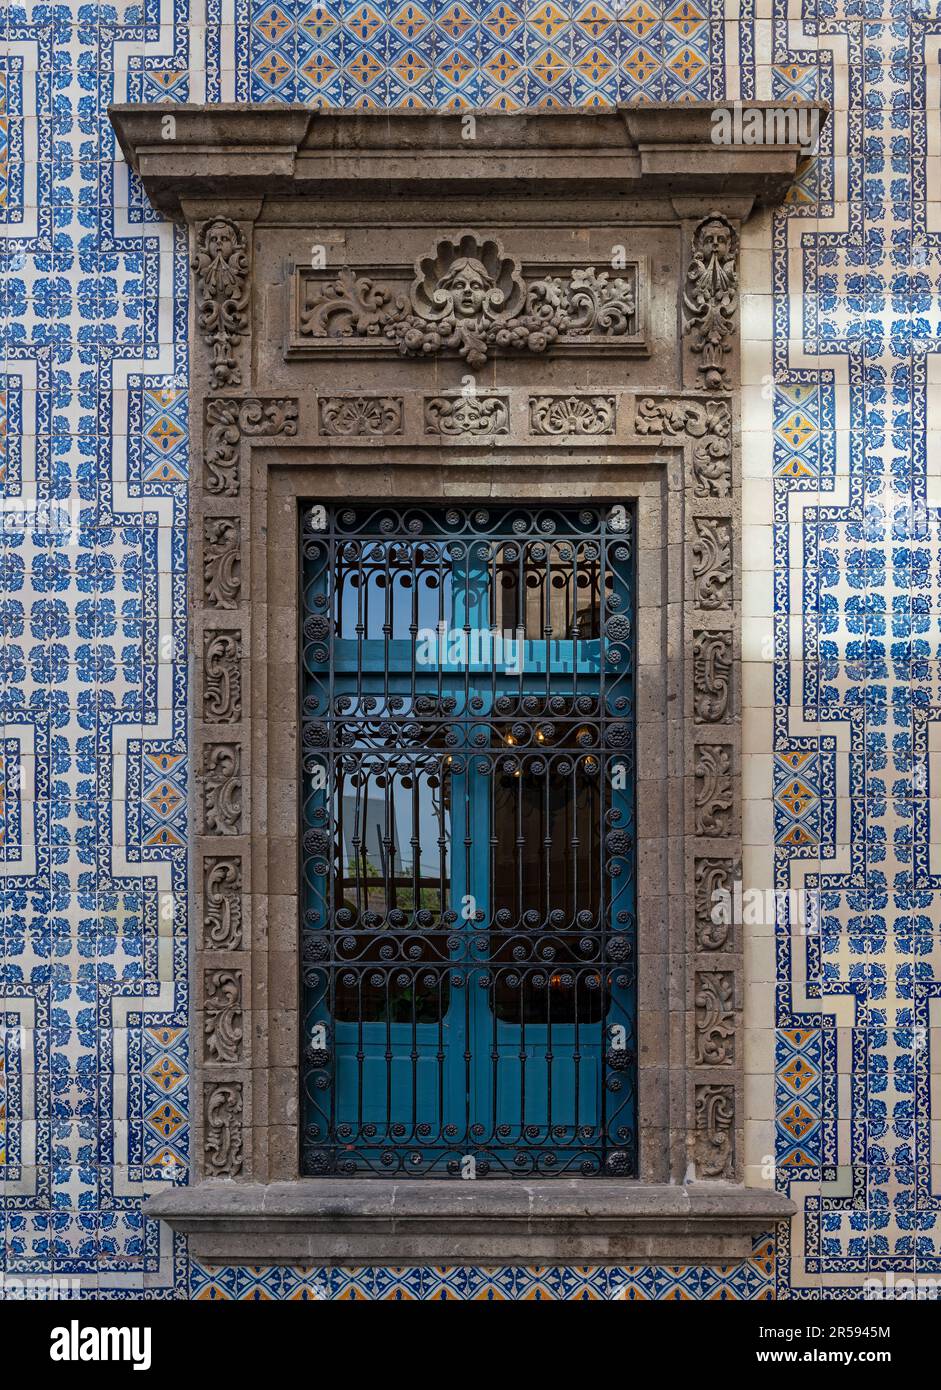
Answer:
694;971;735;1065
204;630;242;723
301;232;636;367
204;1082;243;1176
205;397;299;496
694;1084;734;1179
318;395;403;436
694;744;733;837
204;743;242;836
204;856;242;950
694;858;735;951
530;394;616;436
204;970;244;1064
634;397;732;496
193;218;250;390
683;213;738;390
424;394;509;436
691;518;732;611
693;630;732;723
203;517;241;610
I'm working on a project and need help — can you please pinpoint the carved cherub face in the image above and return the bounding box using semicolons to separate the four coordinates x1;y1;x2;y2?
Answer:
205;220;237;260
699;219;732;261
439;257;492;318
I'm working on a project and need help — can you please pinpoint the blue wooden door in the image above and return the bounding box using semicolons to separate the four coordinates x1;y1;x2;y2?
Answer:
301;505;636;1177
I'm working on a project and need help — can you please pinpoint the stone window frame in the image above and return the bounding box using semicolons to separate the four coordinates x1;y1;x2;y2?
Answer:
109;103;823;1265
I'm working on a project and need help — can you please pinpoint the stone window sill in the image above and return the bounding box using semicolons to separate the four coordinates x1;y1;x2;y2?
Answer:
145;1180;794;1266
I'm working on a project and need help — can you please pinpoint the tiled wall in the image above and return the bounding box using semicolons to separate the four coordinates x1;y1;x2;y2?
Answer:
0;0;937;1299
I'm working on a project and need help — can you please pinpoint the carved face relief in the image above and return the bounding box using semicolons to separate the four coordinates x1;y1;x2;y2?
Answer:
437;258;495;320
698;217;732;262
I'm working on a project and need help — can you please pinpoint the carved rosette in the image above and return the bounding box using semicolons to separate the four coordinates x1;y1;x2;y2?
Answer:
530;394;616;436
318;395;403;436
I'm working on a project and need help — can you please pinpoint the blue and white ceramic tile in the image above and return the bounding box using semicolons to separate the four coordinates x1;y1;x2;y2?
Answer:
0;0;937;1297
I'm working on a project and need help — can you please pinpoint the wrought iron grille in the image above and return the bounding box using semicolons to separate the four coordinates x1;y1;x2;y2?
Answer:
300;504;637;1177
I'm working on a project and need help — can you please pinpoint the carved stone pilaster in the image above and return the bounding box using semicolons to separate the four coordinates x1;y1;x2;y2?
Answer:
193;218;251;390
682;213;738;391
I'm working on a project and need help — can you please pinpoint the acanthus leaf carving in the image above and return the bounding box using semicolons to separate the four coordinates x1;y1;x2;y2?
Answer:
204;855;242;950
693;630;732;723
683;213;738;390
694;970;735;1065
691;517;732;610
204;1082;243;1176
203;517;241;610
204;969;244;1065
694;1083;734;1179
529;394;616;436
694;743;733;837
204;743;242;836
204;397;299;496
204;630;242;723
193;218;250;390
694;857;735;951
634;396;732;496
300;233;636;367
424;394;509;436
318;395;403;436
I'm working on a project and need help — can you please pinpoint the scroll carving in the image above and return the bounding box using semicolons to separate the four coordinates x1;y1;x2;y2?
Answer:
694;858;735;951
204;743;242;836
693;630;732;723
683;213;738;390
204;856;242;950
694;744;733;837
300;233;636;367
204;397;299;496
204;1082;243;1176
318;395;402;436
691;518;732;610
695;971;735;1065
529;395;616;436
204;630;242;723
694;1084;734;1179
634;396;732;496
193;218;250;390
424;395;509;436
204;970;244;1065
203;518;241;610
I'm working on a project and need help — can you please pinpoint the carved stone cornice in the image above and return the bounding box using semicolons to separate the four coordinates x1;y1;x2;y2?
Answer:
109;104;826;220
